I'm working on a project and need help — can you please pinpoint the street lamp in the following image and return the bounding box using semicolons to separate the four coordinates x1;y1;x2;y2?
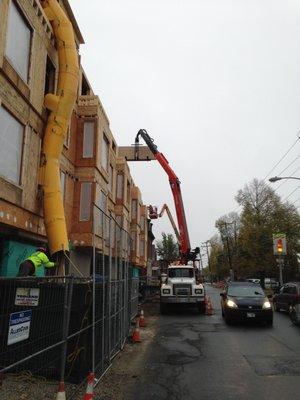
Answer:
269;176;300;183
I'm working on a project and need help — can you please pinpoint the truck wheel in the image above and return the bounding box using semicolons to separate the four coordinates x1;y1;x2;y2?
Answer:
160;303;168;315
197;302;206;314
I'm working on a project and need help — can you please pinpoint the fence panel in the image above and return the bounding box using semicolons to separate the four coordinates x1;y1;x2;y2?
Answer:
0;206;139;399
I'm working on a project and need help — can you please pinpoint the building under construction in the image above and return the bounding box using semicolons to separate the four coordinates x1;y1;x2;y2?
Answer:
0;0;155;279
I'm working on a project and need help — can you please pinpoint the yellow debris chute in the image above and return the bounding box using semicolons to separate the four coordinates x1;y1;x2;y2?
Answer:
40;0;79;255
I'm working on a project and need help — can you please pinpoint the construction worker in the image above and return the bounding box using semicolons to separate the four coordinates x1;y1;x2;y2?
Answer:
17;247;57;277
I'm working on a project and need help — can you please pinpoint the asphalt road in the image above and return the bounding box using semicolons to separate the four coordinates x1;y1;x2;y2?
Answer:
126;284;300;400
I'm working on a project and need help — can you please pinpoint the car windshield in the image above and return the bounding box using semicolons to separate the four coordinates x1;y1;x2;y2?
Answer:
227;285;265;297
168;268;194;278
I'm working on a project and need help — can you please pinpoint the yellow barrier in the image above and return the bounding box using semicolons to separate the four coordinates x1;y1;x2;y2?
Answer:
40;0;79;255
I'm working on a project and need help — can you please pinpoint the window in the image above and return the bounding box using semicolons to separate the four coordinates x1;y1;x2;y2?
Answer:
140;240;144;257
44;56;56;94
81;74;90;95
0;106;23;184
79;182;92;221
101;134;109;171
99;191;107;212
131;232;136;250
116;174;124;199
5;2;31;82
60;171;66;201
109;165;114;193
83;121;94;158
168;268;194;278
140;215;145;232
131;199;137;219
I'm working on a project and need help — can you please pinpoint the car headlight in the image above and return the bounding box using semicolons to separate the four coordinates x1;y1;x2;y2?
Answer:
226;299;238;308
262;300;271;309
195;289;202;294
162;289;170;294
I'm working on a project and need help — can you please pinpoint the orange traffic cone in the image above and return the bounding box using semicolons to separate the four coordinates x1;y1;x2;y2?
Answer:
205;296;214;316
56;381;66;400
139;310;147;328
83;372;95;400
132;318;142;343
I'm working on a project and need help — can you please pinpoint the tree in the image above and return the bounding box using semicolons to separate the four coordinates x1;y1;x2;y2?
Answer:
156;233;179;264
234;179;300;280
208;234;230;280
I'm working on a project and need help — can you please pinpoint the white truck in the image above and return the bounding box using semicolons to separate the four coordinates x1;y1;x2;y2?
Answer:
160;265;206;314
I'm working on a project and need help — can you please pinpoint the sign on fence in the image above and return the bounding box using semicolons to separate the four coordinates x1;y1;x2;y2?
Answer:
7;310;32;345
15;288;40;306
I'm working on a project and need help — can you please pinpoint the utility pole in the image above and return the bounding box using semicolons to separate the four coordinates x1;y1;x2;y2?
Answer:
198;251;203;274
203;241;212;284
220;222;234;281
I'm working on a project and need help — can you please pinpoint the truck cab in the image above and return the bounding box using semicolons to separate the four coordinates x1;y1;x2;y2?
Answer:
160;265;206;314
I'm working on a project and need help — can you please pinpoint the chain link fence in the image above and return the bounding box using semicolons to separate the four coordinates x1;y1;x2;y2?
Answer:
0;205;139;399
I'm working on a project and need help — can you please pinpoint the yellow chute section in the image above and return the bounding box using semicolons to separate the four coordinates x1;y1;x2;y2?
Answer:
40;0;79;255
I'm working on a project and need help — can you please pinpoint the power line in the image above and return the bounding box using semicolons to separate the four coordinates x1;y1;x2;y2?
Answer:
276;155;300;176
292;197;300;205
263;136;300;181
274;165;300;191
283;186;300;202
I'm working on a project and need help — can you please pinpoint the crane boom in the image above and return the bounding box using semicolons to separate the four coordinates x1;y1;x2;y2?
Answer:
135;129;191;261
159;204;181;244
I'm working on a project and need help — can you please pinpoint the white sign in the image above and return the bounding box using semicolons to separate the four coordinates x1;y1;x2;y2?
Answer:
7;310;32;346
15;288;40;307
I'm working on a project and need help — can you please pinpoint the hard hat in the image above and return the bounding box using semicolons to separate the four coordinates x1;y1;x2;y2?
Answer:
37;246;47;253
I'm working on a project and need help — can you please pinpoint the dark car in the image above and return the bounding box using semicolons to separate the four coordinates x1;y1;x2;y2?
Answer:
220;282;273;326
273;282;300;319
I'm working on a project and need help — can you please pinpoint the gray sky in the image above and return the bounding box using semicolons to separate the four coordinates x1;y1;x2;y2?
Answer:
70;0;300;248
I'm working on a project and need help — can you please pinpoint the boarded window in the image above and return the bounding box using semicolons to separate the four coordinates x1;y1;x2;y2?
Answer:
83;121;94;158
79;182;92;221
5;2;31;82
0;106;23;184
116;174;124;199
101;134;109;171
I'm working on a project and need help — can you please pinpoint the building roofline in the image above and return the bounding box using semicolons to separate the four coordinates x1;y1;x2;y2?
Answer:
62;0;85;44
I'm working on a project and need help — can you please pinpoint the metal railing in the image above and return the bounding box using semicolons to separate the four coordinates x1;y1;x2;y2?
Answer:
0;206;139;399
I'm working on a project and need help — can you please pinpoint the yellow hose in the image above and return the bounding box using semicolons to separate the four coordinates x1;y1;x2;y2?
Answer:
40;0;79;255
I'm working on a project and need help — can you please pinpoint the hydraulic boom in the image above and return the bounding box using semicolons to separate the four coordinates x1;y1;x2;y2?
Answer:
135;129;196;262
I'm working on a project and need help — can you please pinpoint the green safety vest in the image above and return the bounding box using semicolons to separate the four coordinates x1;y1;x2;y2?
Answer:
27;252;55;274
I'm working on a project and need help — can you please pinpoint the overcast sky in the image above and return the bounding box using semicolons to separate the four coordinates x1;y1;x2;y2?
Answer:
70;0;300;250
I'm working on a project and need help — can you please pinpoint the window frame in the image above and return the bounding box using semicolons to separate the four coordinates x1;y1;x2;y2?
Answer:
5;0;33;83
82;120;95;158
101;133;109;172
79;182;92;221
0;104;25;186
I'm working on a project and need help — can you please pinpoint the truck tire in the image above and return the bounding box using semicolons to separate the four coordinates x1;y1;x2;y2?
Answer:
197;302;206;314
160;303;168;315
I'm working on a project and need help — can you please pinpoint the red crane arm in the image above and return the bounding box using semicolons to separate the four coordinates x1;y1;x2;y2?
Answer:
135;130;191;260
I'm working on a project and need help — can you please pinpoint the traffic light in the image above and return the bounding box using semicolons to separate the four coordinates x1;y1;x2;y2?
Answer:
277;239;283;254
273;234;286;256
